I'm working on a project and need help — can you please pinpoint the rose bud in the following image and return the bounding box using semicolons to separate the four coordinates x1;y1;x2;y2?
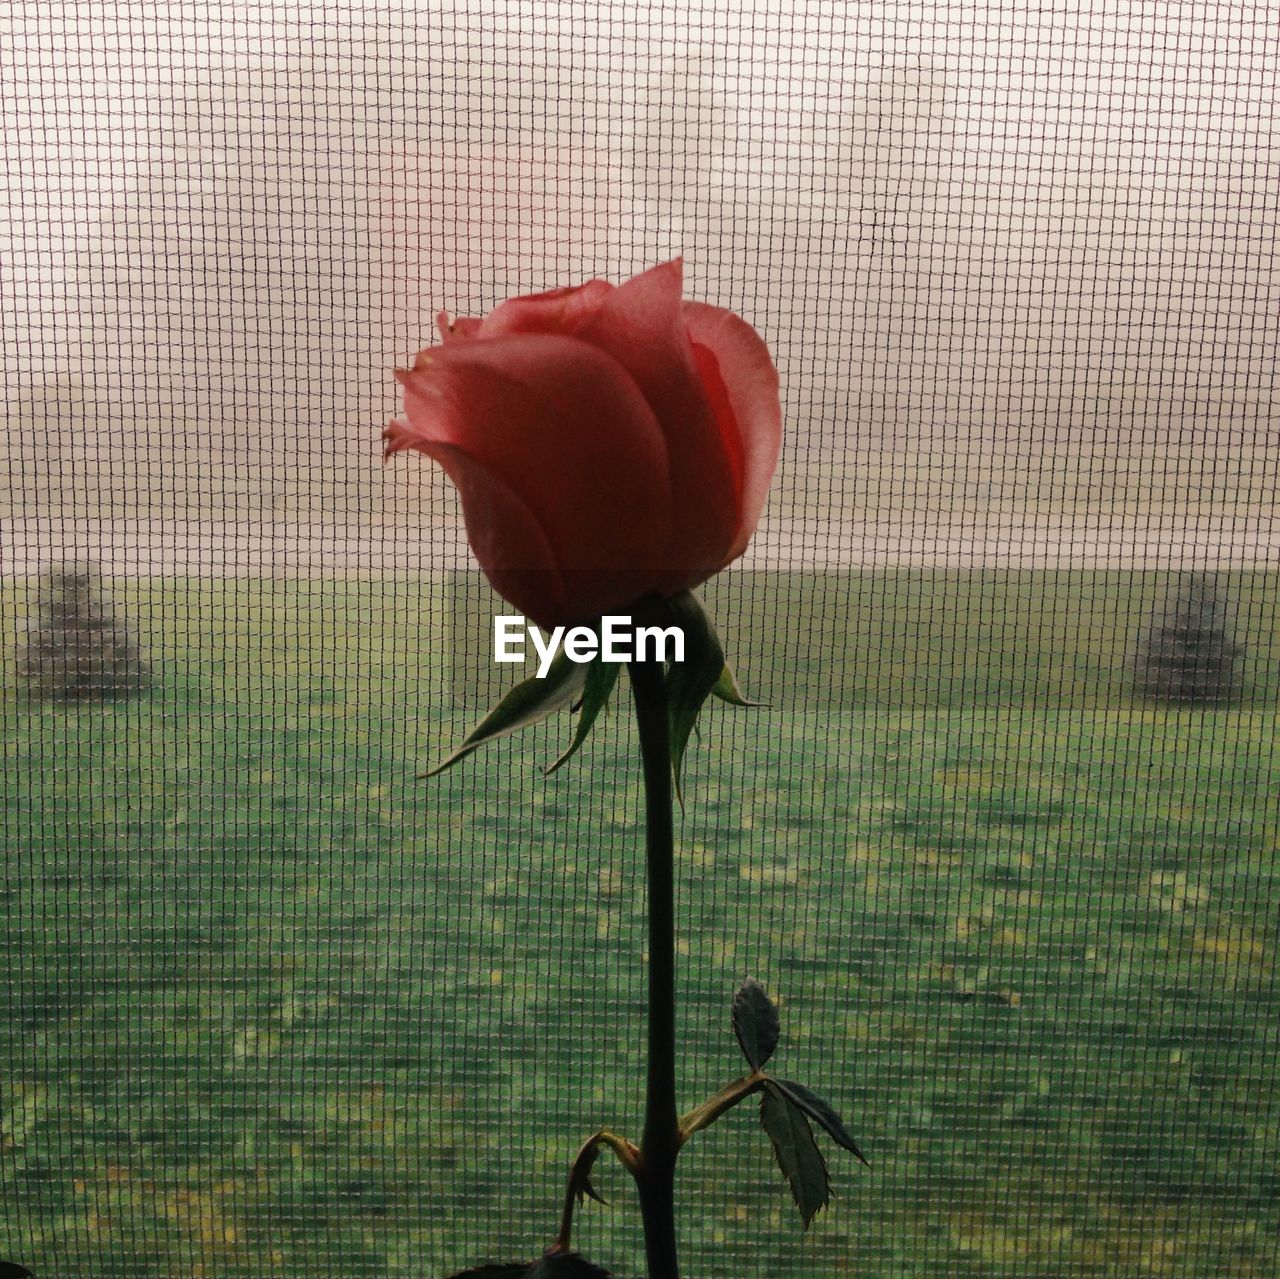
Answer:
385;258;781;630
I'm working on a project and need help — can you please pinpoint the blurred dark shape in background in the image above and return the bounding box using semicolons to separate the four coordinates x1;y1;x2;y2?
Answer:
1131;571;1242;705
16;561;149;701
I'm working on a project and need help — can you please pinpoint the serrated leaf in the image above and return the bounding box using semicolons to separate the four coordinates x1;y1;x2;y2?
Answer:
712;662;763;707
421;649;588;777
732;977;780;1069
524;1253;612;1278
545;659;620;776
662;590;726;801
760;1083;831;1228
773;1079;869;1166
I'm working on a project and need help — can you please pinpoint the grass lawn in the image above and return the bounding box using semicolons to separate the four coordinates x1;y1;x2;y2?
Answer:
2;571;1279;1278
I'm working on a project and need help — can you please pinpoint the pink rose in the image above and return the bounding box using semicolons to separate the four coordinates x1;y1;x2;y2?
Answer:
385;258;781;629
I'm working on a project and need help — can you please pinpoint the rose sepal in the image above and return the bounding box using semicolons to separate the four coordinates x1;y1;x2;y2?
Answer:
712;661;764;707
421;647;588;777
544;659;621;776
654;591;738;802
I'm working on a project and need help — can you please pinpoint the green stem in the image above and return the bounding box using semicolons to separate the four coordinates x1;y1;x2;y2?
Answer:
629;656;680;1279
677;1073;764;1146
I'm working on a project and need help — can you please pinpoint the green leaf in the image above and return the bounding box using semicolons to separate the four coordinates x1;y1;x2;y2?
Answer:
545;659;621;776
732;977;780;1070
760;1082;831;1228
662;590;726;800
421;649;588;777
712;662;763;707
773;1079;869;1166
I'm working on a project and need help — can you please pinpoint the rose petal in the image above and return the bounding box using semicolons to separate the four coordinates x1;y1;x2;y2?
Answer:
436;312;484;343
391;333;675;624
569;258;742;583
689;339;745;507
391;431;572;624
479;279;615;339
682;299;782;561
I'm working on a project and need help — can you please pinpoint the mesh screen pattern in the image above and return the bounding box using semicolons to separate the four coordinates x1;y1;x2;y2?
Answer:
3;3;1279;1276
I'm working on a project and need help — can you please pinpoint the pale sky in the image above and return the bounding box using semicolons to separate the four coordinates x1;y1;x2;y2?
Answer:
2;1;1278;559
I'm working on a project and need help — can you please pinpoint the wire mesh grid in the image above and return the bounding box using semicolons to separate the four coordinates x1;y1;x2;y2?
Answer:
2;2;1279;1276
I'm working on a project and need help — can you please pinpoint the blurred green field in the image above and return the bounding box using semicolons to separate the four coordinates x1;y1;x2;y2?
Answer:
2;572;1279;1278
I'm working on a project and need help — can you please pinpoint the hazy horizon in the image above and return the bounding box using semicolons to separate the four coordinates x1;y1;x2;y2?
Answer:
3;1;1277;570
